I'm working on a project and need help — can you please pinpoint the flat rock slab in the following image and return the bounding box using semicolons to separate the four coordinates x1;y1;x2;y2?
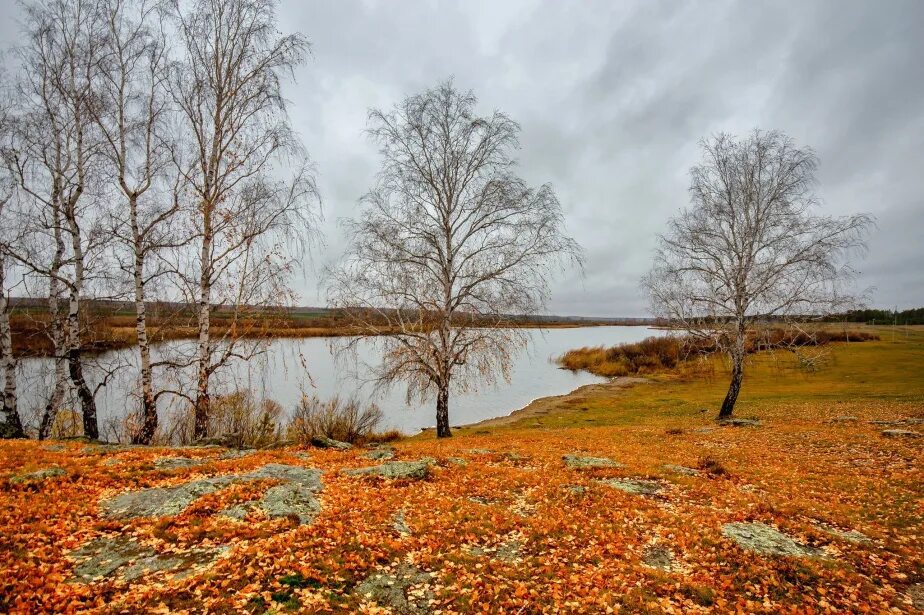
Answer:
465;448;493;455
825;416;858;423
219;465;325;525
153;457;206;470
355;564;434;614
881;429;922;438
722;522;821;557
907;583;924;610
717;418;761;427
102;477;234;519
495;539;523;562
311;435;352;450
563;455;623;469
257;483;321;524
600;478;662;495
363;449;394;461
663;464;700;476
346;459;434;480
69;536;222;583
814;522;871;544
392;510;411;536
81;444;138;456
102;464;323;520
11;467;66;484
242;464;323;490
217;449;255;460
871;418;924;426
642;545;678;571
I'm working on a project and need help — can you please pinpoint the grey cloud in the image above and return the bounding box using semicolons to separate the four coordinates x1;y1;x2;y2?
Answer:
1;0;921;313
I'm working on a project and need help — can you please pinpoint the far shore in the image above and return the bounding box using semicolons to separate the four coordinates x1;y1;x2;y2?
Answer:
9;305;657;358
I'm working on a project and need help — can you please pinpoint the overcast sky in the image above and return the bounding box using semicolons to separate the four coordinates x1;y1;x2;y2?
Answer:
1;0;922;317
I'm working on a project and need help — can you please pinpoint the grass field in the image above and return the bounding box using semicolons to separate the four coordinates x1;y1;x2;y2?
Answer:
0;326;921;613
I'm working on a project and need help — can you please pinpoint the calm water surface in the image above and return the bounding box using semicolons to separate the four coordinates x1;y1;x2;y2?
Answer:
18;326;662;436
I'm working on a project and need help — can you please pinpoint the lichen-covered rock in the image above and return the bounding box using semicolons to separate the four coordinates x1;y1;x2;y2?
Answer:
446;457;468;466
599;478;662;495
881;429;921;438
101;477;235;518
11;467;66;484
563;455;623;469
219;502;255;521
346;459;434;480
219;465;323;524
717;418;761;427
642;545;677;571
495;538;523;562
907;583;924;610
354;564;434;614
259;483;321;524
663;464;700;476
242;464;323;490
826;415;858;423
311;435;352;450
69;536;223;583
363;449;394;460
465;448;493;455
218;449;255;460
871;418;924;426
814;521;871;544
565;485;587;495
392;510;411;536
722;522;822;557
153;456;206;470
102;464;323;521
81;444;137;456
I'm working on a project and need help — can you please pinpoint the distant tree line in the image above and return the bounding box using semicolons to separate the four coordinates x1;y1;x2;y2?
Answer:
824;308;924;325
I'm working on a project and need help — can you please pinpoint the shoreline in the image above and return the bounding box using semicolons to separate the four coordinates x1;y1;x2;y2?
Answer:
454;376;653;431
11;320;652;359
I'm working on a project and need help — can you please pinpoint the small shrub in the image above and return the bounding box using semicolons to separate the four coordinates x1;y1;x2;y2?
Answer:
153;391;284;448
697;455;728;476
287;395;384;445
49;409;83;439
364;429;403;444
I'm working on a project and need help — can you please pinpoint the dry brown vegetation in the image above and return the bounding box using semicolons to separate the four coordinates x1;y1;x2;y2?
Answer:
8;306;620;358
287;396;388;445
558;328;879;378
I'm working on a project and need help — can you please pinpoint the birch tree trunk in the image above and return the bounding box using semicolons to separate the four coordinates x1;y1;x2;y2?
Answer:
194;216;212;440
127;192;158;443
0;258;24;438
65;200;98;440
38;203;69;440
435;379;451;438
719;329;746;419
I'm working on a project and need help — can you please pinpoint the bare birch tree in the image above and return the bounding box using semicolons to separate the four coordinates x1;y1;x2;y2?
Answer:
329;81;582;438
642;130;872;419
0;80;25;438
91;0;179;444
6;0;107;439
169;0;317;439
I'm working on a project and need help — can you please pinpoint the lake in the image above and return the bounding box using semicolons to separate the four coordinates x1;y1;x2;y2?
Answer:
17;326;663;437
